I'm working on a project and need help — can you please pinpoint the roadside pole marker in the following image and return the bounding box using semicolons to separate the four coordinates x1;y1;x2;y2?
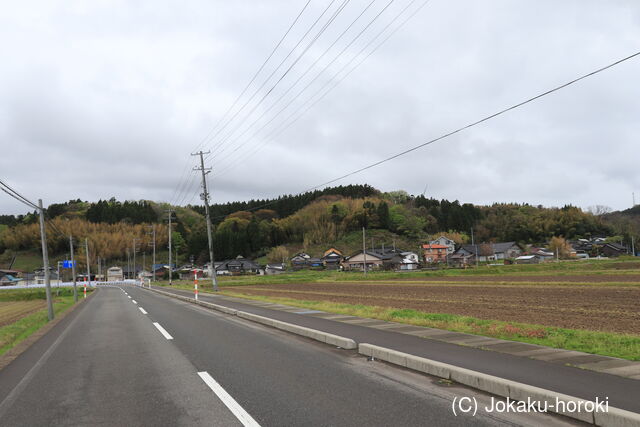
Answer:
194;269;199;301
84;277;87;299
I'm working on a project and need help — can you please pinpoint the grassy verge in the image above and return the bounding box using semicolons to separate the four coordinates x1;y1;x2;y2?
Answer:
155;257;640;288
0;288;84;356
221;290;640;361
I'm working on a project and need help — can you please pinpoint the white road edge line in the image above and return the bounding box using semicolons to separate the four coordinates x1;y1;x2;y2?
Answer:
152;322;173;340
132;300;137;304
139;307;148;314
197;371;261;427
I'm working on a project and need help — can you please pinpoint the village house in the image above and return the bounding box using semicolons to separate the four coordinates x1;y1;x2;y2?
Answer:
265;263;286;275
342;251;388;271
177;266;207;281
322;248;343;269
449;251;475;267
451;242;522;264
342;249;415;271
601;242;626;257
514;255;540;264
215;255;261;275
290;252;311;270
429;236;456;255
422;244;449;264
398;251;420;270
0;269;22;286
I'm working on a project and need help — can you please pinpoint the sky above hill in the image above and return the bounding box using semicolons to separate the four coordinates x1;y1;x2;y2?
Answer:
1;0;639;215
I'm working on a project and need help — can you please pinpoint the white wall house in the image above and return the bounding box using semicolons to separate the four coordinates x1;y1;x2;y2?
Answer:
430;236;456;254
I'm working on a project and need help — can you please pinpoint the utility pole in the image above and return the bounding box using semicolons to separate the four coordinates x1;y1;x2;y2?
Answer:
632;235;636;256
85;238;91;290
471;227;478;267
126;248;130;280
70;236;77;302
132;238;139;281
148;225;156;282
56;260;61;296
166;209;174;285
37;200;54;321
192;150;219;291
362;227;367;275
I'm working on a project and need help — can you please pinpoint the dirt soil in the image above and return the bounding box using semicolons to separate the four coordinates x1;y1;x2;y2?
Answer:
231;281;640;334
372;274;640;283
0;300;46;328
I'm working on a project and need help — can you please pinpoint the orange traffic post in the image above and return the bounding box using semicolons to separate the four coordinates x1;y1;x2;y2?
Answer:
194;270;198;301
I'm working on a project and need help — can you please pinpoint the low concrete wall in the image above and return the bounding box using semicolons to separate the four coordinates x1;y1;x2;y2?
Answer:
359;344;640;426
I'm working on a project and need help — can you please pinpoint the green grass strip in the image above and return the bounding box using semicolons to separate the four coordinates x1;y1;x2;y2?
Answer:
221;291;640;361
0;288;86;356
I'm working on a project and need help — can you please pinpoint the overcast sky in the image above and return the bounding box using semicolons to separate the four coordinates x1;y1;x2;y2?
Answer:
1;0;639;215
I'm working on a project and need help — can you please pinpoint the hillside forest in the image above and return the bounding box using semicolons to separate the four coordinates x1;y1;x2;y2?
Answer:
0;185;637;268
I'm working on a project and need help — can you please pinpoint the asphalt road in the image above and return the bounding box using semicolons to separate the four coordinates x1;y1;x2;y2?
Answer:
0;286;580;426
150;285;640;414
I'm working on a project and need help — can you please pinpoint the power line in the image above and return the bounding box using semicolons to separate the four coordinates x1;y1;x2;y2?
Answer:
212;0;389;163
205;0;351;159
169;0;313;206
171;0;339;207
310;50;640;189
214;0;426;177
209;49;640;218
0;179;39;210
176;0;351;206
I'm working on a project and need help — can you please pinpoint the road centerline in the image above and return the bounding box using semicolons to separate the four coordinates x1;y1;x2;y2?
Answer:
152;322;173;340
139;307;148;315
197;371;261;427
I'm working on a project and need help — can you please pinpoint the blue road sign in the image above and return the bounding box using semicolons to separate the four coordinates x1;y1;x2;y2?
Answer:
63;260;76;269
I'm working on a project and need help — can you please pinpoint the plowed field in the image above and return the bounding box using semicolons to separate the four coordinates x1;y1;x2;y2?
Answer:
231;281;640;334
379;274;640;283
0;300;46;327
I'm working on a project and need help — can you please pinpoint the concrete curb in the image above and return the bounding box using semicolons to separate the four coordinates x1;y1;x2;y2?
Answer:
359;344;640;427
145;286;356;349
236;311;357;349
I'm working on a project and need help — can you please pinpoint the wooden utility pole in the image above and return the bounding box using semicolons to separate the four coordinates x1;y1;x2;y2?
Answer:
132;238;139;282
148;225;156;282
192;150;219;291
38;199;54;321
85;238;91;291
166;209;174;285
70;236;77;302
362;227;367;275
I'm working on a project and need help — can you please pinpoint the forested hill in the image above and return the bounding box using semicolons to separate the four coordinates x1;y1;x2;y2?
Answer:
0;185;637;265
193;184;380;224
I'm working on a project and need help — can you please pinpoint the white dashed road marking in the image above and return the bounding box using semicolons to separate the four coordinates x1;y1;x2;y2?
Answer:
139;307;148;315
153;322;173;340
198;371;261;427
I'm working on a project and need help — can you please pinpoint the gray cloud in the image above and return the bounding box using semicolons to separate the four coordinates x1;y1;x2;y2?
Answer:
1;0;639;215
